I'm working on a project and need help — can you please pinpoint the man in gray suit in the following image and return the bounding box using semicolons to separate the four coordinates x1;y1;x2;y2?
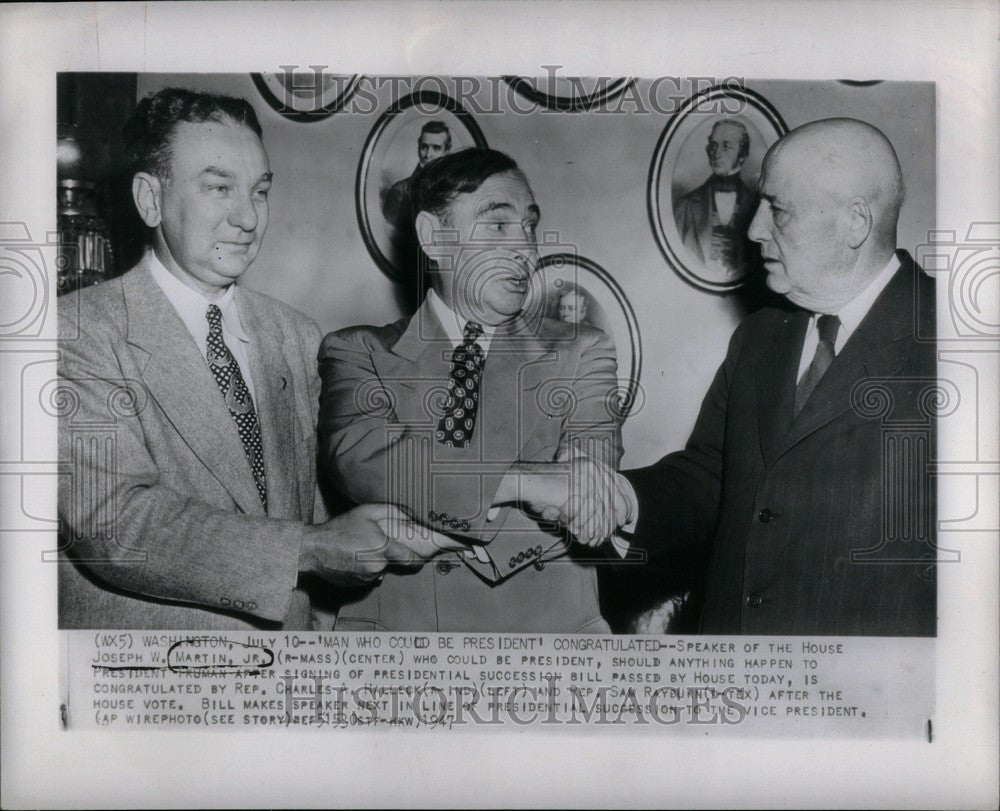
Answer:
319;148;623;633
58;88;456;631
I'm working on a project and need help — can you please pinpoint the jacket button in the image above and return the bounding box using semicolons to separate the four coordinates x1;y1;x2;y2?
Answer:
460;520;471;532
746;593;762;608
220;597;231;607
758;508;773;524
435;561;454;575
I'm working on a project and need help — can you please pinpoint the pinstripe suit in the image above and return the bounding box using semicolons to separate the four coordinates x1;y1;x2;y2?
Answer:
624;251;936;635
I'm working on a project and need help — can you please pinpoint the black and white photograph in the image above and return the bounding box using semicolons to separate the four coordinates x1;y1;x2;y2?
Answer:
357;90;488;282
251;70;361;122
1;2;997;810
649;85;787;291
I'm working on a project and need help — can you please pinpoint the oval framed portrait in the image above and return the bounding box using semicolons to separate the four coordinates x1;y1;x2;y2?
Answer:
520;252;642;420
502;76;635;112
250;71;361;122
648;85;787;293
356;90;488;282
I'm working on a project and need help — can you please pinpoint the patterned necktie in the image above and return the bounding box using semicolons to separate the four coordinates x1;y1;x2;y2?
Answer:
436;321;485;448
794;314;841;417
205;304;267;510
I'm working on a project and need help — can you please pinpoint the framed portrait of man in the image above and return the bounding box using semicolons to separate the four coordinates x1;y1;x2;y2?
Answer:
648;85;787;292
356;89;487;282
527;252;643;420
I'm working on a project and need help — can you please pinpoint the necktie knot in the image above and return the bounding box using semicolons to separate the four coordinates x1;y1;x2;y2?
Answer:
463;321;484;342
206;303;223;330
817;314;840;346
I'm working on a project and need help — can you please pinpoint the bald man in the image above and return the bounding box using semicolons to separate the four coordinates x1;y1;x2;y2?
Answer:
526;118;937;636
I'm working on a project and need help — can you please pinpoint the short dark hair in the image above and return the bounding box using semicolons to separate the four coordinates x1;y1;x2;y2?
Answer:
419;120;452;150
410;147;521;223
123;87;263;179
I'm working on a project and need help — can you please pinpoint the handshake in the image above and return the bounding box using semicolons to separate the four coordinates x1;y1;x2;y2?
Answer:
300;452;630;589
493;452;633;547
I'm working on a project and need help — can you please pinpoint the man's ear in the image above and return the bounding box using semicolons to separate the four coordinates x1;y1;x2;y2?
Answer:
847;197;873;249
132;172;163;228
415;210;446;259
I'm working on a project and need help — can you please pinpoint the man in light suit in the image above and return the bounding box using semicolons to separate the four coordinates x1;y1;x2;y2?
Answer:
58;88;454;631
674;119;760;280
535;118;937;636
319;148;623;633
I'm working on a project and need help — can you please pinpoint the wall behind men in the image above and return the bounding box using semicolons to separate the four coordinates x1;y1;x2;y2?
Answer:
136;75;935;468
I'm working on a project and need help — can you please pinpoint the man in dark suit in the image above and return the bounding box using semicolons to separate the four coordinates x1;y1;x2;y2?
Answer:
530;118;937;636
674;118;759;281
58;88;455;630
381;120;452;230
319;148;623;633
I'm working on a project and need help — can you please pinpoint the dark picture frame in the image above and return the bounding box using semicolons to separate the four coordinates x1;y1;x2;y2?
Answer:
356;90;488;282
648;85;787;293
530;252;643;420
250;71;361;122
502;76;635;112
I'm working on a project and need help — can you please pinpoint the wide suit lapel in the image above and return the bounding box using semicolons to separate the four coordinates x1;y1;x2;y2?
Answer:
756;308;809;467
236;288;303;520
695;180;714;263
758;253;917;463
371;300;553;451
371;299;561;580
121;262;264;516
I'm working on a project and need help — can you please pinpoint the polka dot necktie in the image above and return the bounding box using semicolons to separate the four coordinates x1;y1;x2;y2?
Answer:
436;321;485;448
794;314;841;418
205;304;267;510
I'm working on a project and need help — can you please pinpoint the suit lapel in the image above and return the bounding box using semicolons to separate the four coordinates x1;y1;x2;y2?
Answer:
122;262;265;516
237;288;300;519
696;182;713;262
482;317;555;459
372;300;453;430
757;309;808;467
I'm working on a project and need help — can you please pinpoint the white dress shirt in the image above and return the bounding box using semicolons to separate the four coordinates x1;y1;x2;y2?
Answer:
795;253;900;382
426;287;495;355
615;252;902;547
426;288;498;560
147;250;257;401
714;190;738;226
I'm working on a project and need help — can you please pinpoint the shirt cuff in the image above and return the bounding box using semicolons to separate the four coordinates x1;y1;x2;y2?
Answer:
619;473;639;534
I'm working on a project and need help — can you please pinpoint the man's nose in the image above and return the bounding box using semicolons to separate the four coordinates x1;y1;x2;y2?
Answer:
747;203;767;243
227;192;259;231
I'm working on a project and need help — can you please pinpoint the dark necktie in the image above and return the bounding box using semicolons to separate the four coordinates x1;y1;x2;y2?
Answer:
436;321;485;448
712;174;740;193
205;304;267;510
794;314;841;417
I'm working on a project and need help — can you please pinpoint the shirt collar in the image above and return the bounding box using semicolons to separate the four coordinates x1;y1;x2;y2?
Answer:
426;288;494;352
834;253;901;338
147;249;249;344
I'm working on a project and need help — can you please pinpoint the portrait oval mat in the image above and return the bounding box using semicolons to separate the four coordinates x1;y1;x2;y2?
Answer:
648;84;787;293
356;90;488;282
250;72;361;122
523;252;642;420
502;75;636;112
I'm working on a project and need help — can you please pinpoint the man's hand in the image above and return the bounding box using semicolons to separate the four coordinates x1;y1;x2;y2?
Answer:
495;456;631;547
299;504;466;587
